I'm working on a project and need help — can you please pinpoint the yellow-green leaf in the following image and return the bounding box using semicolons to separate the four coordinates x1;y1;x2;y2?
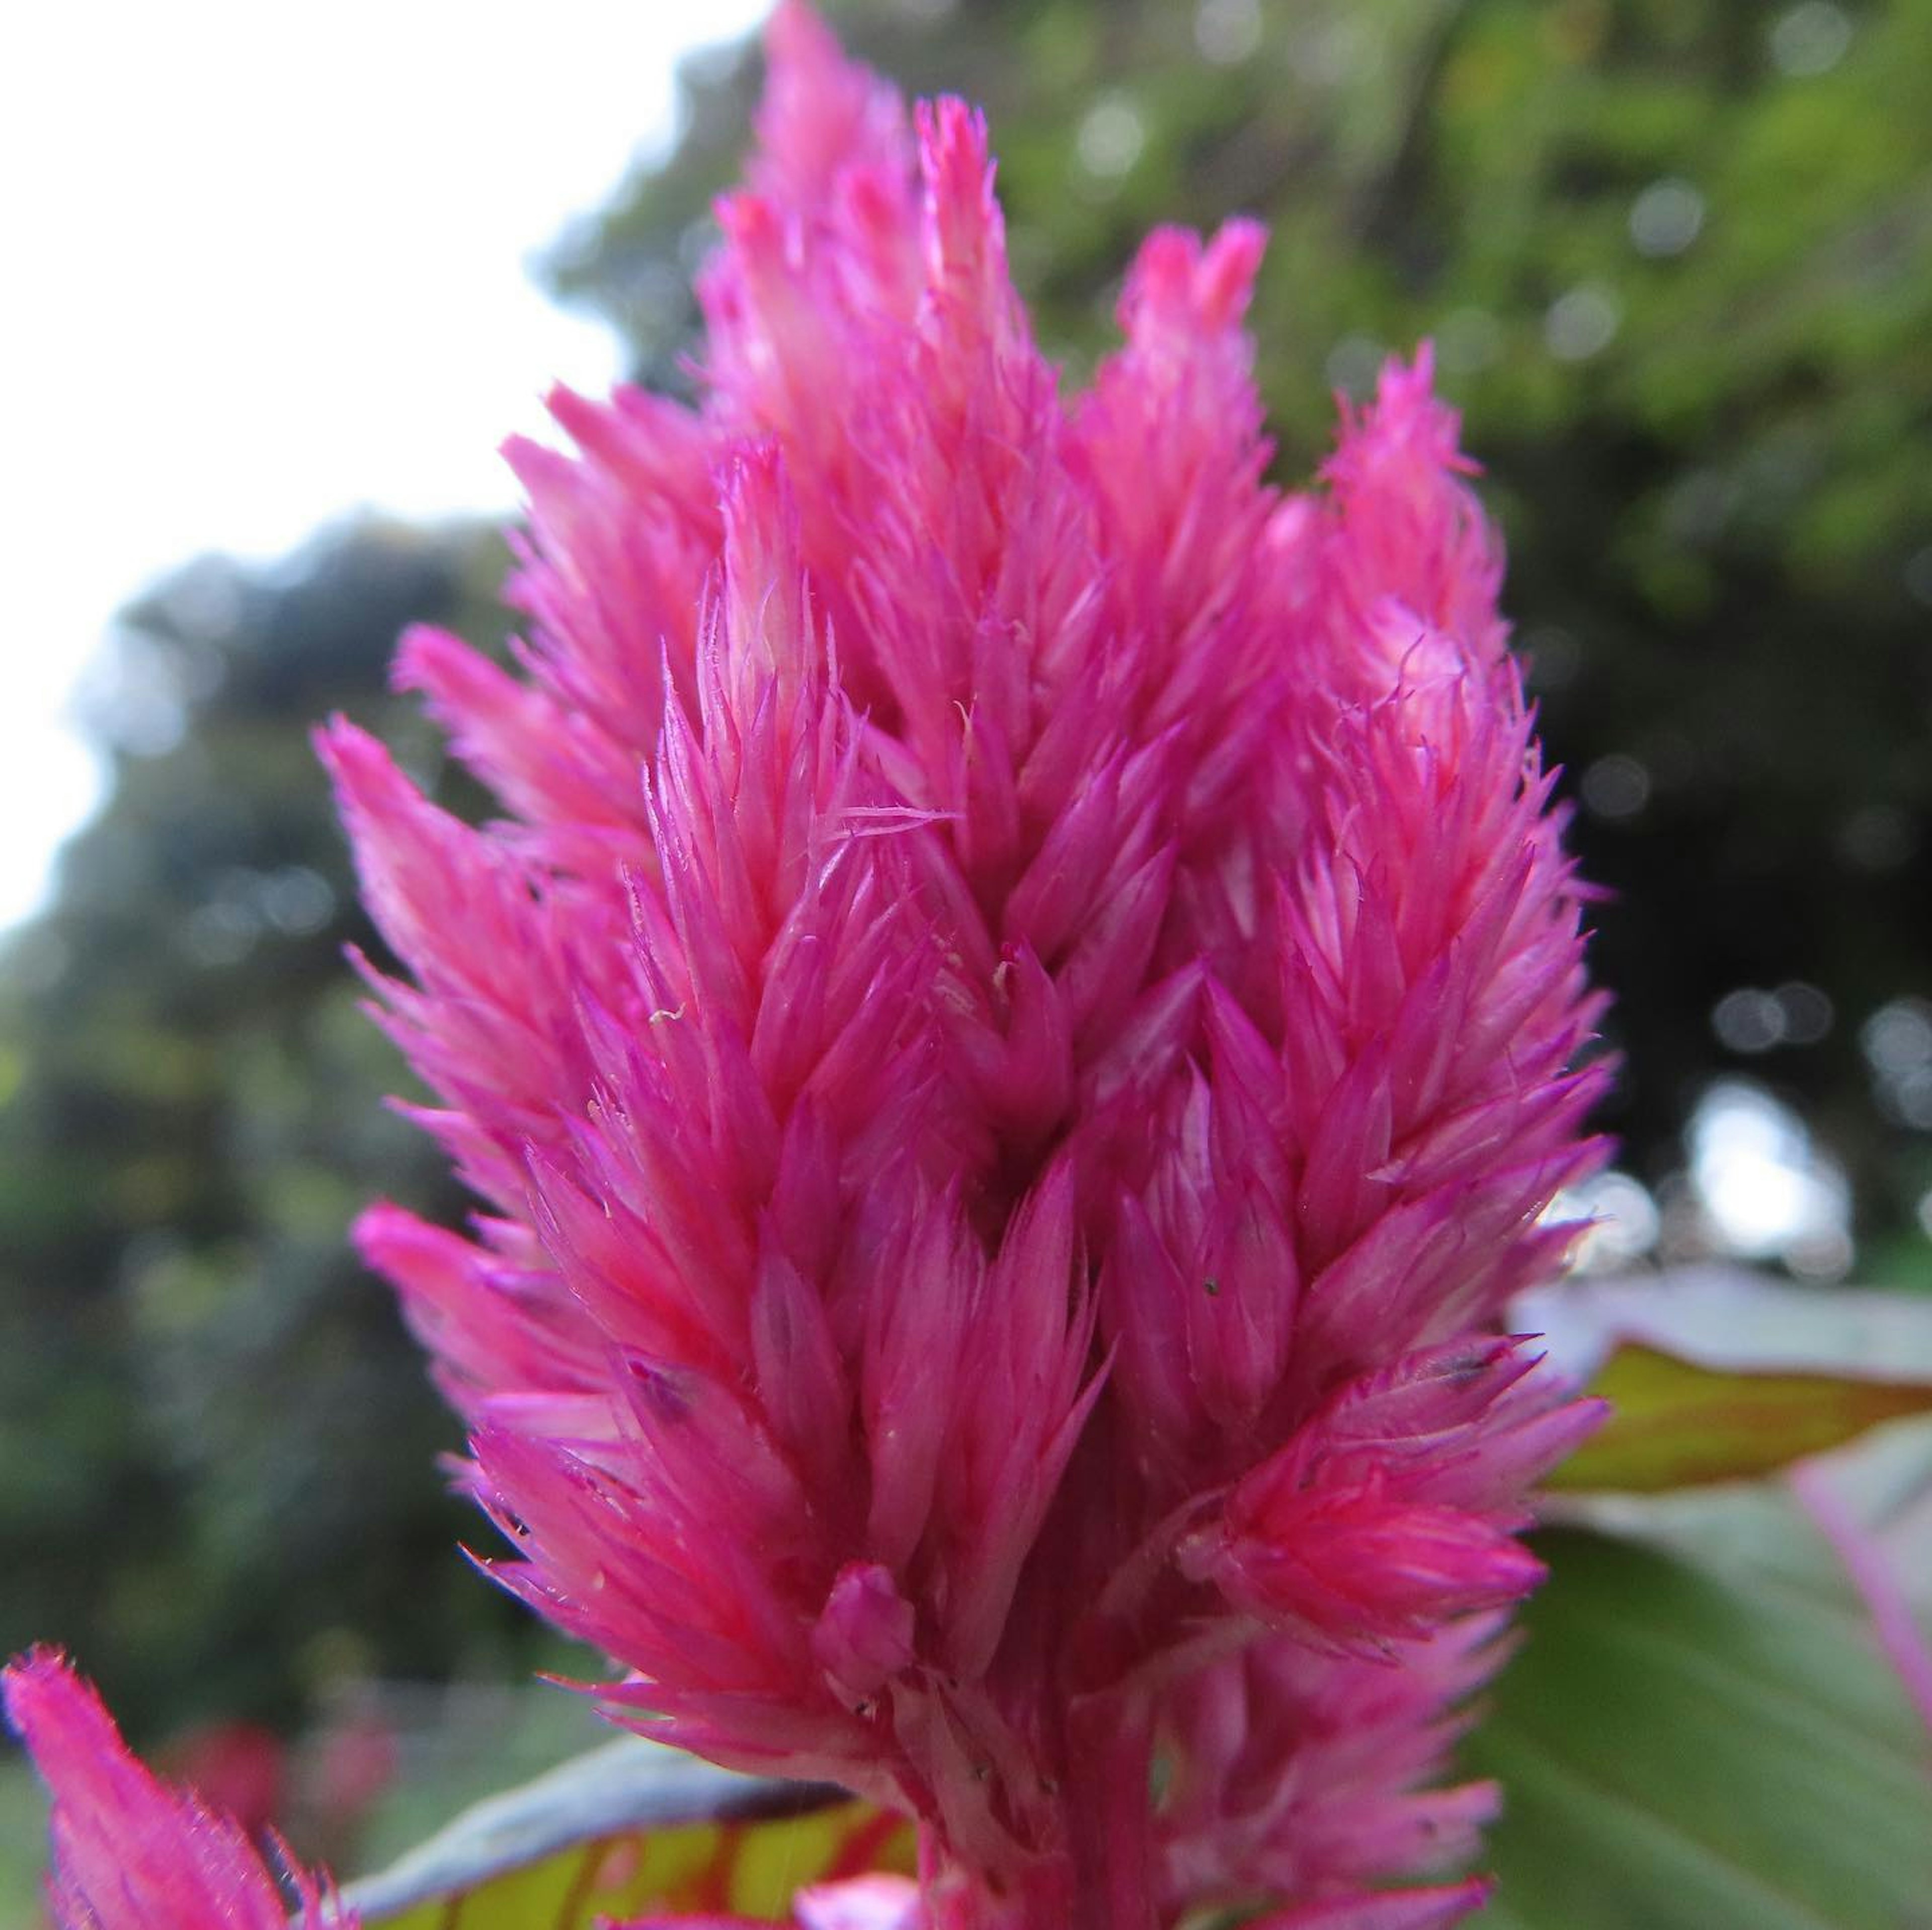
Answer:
1519;1269;1932;1491
346;1737;914;1928
1547;1340;1932;1490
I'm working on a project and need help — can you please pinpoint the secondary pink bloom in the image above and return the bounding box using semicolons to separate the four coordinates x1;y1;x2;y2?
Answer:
621;1873;924;1930
3;1648;353;1929
324;7;1608;1926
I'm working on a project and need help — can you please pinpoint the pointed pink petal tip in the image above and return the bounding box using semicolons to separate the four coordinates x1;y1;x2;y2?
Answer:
765;0;842;67
1122;217;1268;337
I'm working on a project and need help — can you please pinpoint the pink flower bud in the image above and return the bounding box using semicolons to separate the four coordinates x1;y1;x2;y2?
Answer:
814;1564;920;1710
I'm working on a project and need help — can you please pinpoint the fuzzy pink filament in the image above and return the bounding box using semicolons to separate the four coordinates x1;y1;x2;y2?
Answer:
321;8;1608;1925
2;1649;354;1930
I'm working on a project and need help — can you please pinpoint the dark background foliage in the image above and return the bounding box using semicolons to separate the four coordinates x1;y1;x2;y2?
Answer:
3;0;1927;1755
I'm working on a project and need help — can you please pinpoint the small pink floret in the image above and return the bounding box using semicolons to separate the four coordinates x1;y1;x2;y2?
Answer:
3;1648;353;1930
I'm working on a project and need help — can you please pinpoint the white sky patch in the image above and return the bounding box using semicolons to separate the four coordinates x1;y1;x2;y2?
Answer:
1;0;768;932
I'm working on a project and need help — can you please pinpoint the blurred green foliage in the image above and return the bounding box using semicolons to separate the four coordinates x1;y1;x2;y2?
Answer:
0;526;543;1739
2;0;1929;1762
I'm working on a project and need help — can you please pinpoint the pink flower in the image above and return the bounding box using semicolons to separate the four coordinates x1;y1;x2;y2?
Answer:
2;1648;354;1929
323;6;1608;1925
620;1873;925;1930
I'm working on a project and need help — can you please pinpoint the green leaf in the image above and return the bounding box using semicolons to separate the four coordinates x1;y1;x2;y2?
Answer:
345;1736;913;1927
1520;1270;1932;1491
1548;1341;1932;1492
1467;1518;1932;1928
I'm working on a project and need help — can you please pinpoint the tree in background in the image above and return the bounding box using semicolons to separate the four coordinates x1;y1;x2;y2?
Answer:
0;524;543;1741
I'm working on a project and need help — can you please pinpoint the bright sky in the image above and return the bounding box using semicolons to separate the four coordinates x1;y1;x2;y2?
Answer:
1;0;769;932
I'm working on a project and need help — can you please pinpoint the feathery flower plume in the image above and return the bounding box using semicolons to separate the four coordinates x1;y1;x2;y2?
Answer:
2;1648;355;1929
323;7;1608;1924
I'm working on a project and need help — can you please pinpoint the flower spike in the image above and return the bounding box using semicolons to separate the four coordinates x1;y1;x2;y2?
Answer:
327;9;1608;1926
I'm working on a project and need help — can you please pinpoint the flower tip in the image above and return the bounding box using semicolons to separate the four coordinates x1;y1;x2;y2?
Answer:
1201;215;1268;321
389;620;477;702
1571;1393;1614;1440
915;91;989;152
916;94;1000;244
714;187;786;256
308;711;351;770
3;1645;92;1757
1119;218;1268;340
349;1199;418;1270
749;0;910;218
310;712;383;786
718;436;796;526
764;0;839;66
